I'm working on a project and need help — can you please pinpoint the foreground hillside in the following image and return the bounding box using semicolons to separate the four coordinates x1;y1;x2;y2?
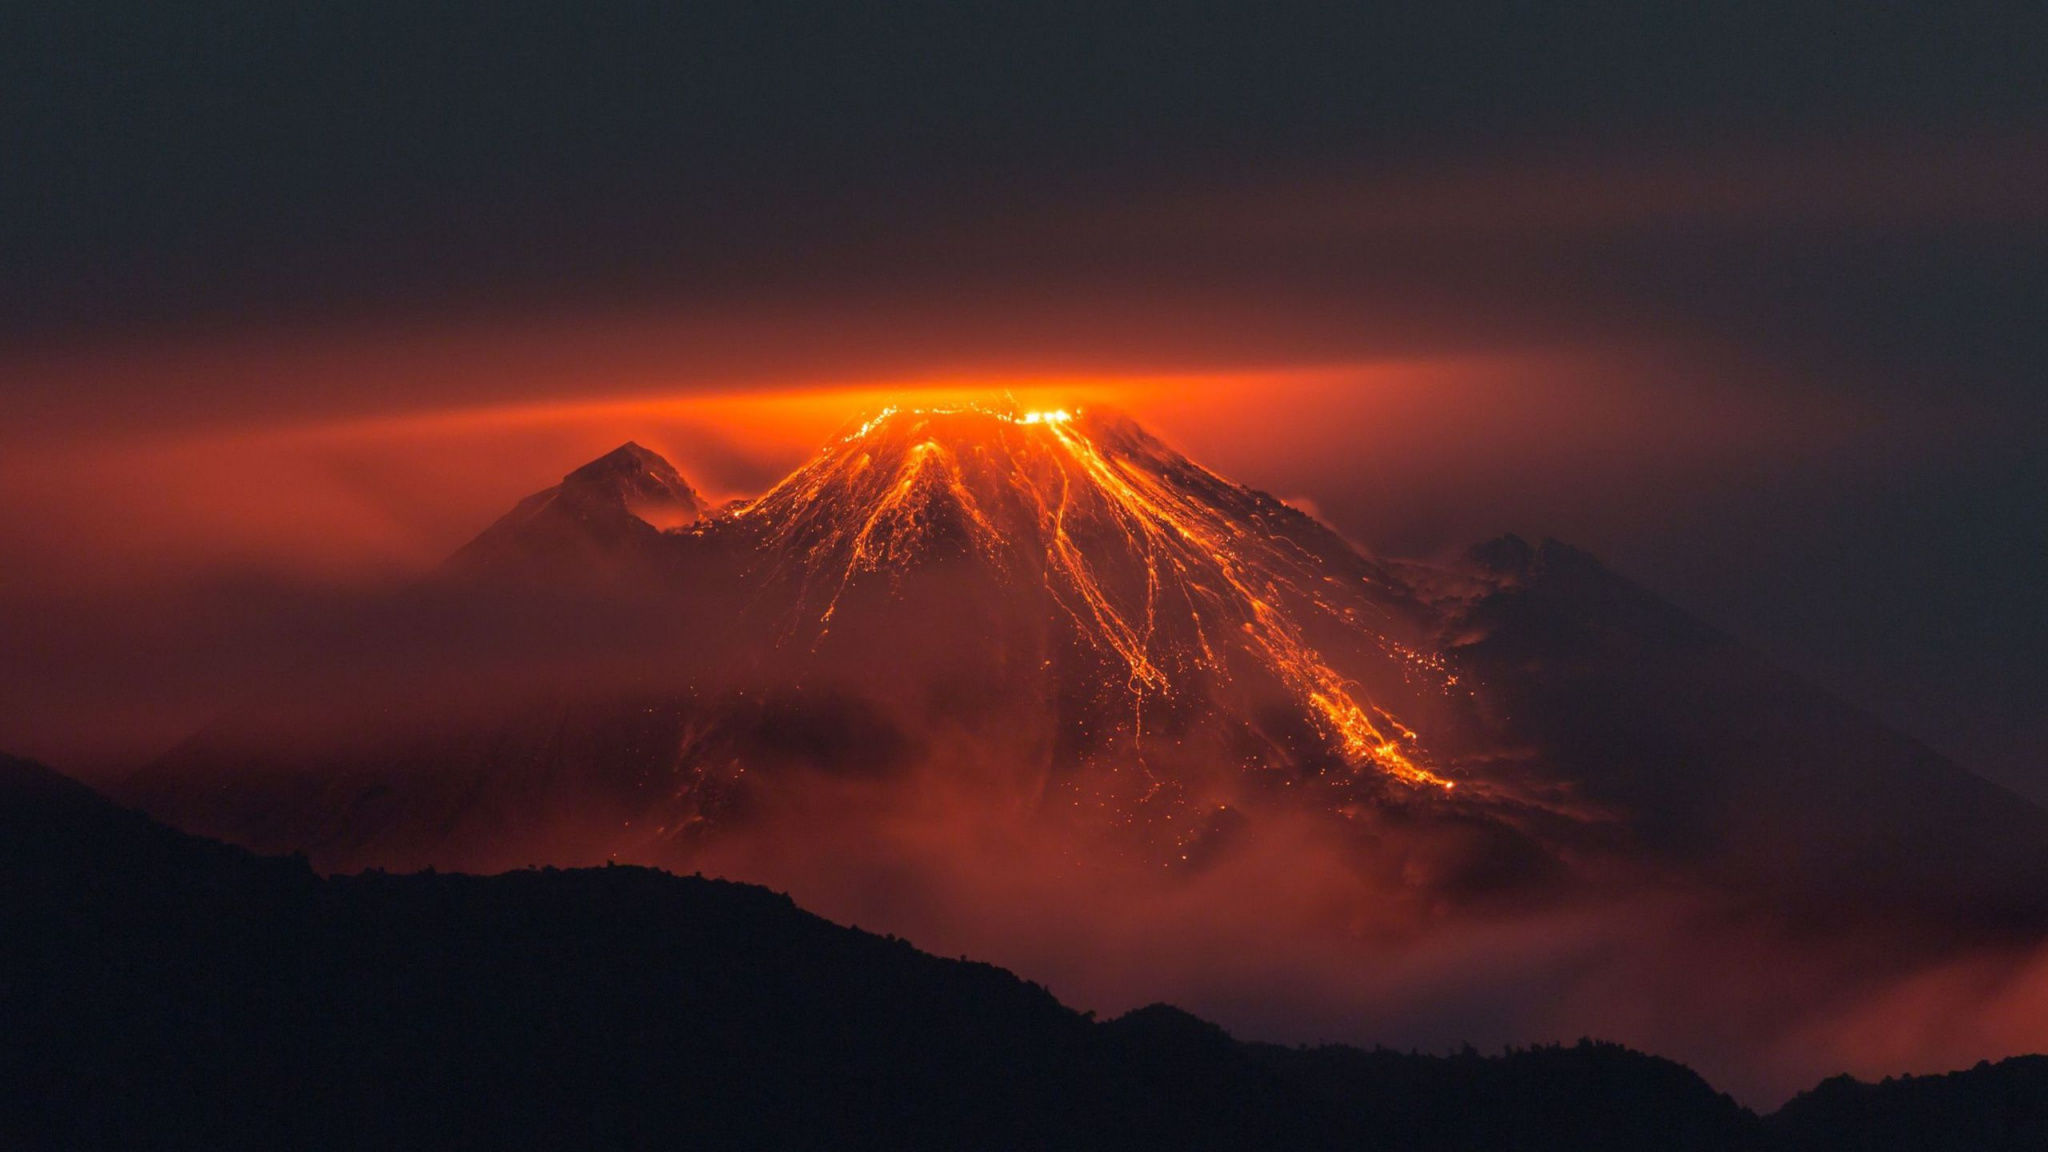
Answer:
3;754;2041;1150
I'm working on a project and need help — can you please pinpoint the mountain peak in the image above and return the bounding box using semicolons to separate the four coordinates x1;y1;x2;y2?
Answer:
566;441;684;485
562;442;703;517
1467;533;1537;575
732;403;1454;790
449;443;706;571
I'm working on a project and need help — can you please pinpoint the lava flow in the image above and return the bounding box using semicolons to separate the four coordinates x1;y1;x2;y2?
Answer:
734;404;1454;789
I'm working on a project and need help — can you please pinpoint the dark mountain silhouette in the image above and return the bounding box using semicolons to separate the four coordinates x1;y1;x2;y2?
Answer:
1441;534;2048;930
13;753;2045;1150
122;408;2048;936
1770;1058;2048;1152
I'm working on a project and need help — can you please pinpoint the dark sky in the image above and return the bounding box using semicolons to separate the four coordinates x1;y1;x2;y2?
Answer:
8;3;2045;331
2;3;2044;795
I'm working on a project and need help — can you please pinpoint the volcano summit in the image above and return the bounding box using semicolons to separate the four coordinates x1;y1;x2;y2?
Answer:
735;406;1452;787
129;405;2048;937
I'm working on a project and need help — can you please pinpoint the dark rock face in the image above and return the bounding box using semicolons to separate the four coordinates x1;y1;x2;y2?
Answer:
1441;537;2048;929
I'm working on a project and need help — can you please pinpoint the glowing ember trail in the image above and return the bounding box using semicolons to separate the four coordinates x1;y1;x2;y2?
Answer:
732;404;1455;790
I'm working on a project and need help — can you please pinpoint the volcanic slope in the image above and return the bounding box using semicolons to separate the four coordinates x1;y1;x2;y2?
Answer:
128;407;1500;873
725;407;1459;786
124;405;2048;932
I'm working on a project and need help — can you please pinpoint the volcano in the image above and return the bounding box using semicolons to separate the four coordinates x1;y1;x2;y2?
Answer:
125;405;2048;932
732;407;1453;786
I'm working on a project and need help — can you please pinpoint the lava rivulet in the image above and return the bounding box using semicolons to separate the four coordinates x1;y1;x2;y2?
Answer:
733;405;1453;789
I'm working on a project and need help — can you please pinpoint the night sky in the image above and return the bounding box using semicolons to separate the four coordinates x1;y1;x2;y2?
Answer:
3;3;2044;799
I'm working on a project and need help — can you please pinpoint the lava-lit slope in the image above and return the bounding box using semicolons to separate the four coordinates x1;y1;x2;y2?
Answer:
721;407;1456;789
129;408;1506;875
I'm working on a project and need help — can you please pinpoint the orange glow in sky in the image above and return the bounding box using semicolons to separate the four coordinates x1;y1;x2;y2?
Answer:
0;344;1891;594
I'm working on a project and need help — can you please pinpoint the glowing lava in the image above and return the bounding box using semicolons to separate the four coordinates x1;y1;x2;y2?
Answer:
733;404;1454;790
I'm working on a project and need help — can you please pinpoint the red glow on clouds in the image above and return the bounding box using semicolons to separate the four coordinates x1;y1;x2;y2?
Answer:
0;334;1897;590
0;303;2027;1108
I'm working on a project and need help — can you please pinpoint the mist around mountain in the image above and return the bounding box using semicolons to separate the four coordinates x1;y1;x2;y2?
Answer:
12;753;2048;1150
123;409;2048;923
111;407;2048;1102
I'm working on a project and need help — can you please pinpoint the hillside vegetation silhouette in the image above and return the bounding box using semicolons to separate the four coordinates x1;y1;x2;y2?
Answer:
5;754;2044;1149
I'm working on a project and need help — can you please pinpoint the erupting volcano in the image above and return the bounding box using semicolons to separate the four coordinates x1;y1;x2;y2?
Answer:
127;404;2048;940
737;405;1452;788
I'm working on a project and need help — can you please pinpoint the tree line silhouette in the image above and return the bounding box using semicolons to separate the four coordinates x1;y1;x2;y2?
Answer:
4;753;2041;1150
